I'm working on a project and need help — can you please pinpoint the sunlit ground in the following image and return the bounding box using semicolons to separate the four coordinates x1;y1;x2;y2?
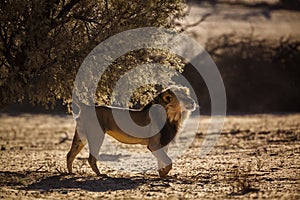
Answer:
0;113;299;199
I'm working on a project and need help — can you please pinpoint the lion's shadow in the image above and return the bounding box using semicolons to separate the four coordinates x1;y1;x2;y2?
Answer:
25;174;142;192
0;171;144;192
0;170;187;192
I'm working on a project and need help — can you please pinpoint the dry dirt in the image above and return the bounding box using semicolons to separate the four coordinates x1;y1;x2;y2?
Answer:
0;113;299;199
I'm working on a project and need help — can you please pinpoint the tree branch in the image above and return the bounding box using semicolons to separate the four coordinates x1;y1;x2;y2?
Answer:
180;13;211;31
73;14;101;25
57;0;81;19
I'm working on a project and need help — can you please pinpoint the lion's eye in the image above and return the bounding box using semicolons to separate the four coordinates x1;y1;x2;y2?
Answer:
164;95;171;103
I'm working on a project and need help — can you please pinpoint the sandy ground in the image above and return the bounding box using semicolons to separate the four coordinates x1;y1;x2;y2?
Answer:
182;1;300;44
0;113;299;199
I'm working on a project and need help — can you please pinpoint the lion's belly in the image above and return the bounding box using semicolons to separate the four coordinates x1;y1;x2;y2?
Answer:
106;130;148;145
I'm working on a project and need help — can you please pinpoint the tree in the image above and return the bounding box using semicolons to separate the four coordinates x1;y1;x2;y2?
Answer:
0;0;186;109
279;0;300;9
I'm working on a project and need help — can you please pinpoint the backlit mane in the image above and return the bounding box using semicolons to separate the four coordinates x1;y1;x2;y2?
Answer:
153;86;195;146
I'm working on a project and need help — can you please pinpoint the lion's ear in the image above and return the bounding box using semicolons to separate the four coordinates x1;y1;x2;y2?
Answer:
163;94;171;103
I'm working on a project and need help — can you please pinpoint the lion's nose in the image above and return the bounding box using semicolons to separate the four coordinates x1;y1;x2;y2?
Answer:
186;100;196;110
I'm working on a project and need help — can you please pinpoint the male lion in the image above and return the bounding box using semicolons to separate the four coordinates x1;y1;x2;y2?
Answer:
67;86;196;177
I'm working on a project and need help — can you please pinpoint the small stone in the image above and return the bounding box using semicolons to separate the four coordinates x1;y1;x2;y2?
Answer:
61;190;68;194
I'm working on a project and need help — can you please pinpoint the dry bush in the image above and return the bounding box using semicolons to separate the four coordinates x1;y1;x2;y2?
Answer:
183;34;300;113
229;163;259;195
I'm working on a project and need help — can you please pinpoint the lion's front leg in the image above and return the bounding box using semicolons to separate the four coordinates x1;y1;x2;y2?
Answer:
156;146;172;177
152;148;172;177
148;137;172;177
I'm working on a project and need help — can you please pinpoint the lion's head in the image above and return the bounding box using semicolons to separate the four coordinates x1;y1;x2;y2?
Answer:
155;86;196;123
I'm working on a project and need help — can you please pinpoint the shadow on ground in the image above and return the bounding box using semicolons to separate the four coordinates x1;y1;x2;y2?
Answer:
0;170;197;193
0;171;143;192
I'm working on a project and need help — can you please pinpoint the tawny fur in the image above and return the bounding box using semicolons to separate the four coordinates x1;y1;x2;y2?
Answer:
67;86;196;177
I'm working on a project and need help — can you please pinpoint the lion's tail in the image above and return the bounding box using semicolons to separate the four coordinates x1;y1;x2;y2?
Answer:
71;95;82;120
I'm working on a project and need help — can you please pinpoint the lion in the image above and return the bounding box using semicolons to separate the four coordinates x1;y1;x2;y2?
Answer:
67;86;196;177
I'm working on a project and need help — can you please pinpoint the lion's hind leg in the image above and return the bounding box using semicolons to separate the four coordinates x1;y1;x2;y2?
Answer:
85;128;107;177
88;153;110;177
67;129;86;174
87;153;100;175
